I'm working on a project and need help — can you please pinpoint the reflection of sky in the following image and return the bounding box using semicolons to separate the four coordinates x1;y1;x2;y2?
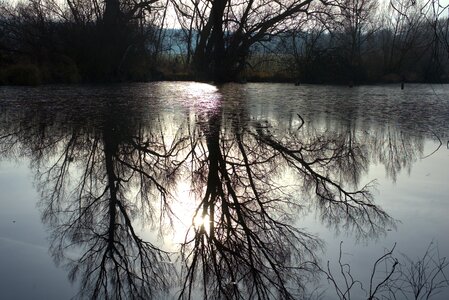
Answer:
219;83;449;299
1;82;449;299
176;82;222;116
301;140;449;300
0;161;77;299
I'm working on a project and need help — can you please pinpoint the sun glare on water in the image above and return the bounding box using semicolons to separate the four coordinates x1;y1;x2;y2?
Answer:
176;82;222;112
166;180;214;247
193;214;211;231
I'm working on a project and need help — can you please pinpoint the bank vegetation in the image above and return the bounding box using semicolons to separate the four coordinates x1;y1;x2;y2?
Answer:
1;0;448;84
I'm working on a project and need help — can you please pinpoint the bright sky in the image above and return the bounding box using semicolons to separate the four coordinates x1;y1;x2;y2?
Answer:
2;0;449;29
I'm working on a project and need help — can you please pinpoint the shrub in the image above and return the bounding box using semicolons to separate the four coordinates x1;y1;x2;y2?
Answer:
4;63;42;85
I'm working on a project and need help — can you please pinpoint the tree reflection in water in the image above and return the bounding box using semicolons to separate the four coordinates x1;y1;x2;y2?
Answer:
0;96;180;299
40;116;177;299
0;85;425;299
178;96;396;299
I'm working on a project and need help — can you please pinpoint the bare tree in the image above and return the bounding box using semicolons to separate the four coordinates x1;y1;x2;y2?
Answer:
0;0;167;82
0;85;415;299
376;0;431;79
177;90;394;298
329;0;379;82
173;0;330;82
0;92;186;299
318;241;449;299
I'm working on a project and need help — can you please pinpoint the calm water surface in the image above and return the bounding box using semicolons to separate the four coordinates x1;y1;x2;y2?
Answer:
0;82;448;299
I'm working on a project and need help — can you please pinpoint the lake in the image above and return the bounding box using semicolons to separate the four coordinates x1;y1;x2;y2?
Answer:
0;82;448;299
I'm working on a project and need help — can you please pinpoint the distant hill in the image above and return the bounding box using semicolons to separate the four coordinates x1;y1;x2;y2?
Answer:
159;28;302;55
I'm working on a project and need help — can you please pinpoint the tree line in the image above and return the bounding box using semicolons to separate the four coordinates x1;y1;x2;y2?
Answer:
0;0;448;84
271;0;449;84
